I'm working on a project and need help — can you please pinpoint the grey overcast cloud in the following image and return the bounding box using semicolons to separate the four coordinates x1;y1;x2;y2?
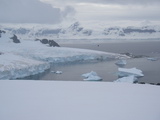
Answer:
0;0;160;23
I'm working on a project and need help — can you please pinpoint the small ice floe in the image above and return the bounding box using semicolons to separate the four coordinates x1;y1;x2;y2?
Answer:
114;75;137;83
82;71;102;81
115;59;127;67
55;71;62;74
147;57;158;61
51;71;62;74
118;67;144;78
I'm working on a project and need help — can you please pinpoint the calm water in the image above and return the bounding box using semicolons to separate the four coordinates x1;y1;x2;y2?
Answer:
20;41;160;84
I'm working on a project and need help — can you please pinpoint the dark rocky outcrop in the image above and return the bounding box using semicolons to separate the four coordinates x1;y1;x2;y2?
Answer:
38;39;60;47
0;30;6;38
150;83;155;85
40;39;48;44
82;30;92;36
123;28;156;34
138;82;145;84
119;31;125;36
48;40;60;47
156;83;160;86
10;34;20;43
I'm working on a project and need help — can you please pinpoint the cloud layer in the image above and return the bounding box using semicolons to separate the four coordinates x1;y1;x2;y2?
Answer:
43;0;160;5
0;0;160;24
0;0;75;24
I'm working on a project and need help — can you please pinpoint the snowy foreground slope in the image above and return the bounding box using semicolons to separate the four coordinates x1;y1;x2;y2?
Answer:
0;80;160;120
0;31;126;79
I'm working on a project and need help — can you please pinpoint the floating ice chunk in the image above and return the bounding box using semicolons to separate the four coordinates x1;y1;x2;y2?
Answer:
51;71;62;74
82;71;98;78
114;75;137;83
118;67;144;78
115;59;127;67
83;75;102;81
147;57;158;61
82;71;102;81
56;71;62;74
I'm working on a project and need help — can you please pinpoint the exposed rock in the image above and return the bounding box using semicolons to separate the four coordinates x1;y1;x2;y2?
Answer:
0;30;6;34
40;39;49;44
123;28;156;34
10;34;20;43
48;40;60;47
39;39;60;47
119;31;125;36
35;38;40;41
0;30;6;38
150;83;155;85
82;30;92;36
138;82;145;84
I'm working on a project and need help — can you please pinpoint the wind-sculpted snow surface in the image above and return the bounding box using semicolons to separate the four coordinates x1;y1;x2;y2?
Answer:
0;31;128;79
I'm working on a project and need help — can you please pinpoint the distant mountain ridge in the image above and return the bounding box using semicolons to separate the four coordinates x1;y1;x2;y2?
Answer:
1;21;160;40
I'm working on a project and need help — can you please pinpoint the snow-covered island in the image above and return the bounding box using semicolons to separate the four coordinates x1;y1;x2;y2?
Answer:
0;31;127;79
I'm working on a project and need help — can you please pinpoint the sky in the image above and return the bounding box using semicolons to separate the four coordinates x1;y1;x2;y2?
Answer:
0;0;160;24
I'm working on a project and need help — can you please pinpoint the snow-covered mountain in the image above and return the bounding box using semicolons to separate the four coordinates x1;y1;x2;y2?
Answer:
1;21;160;40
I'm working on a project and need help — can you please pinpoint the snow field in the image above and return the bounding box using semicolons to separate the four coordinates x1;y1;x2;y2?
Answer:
0;80;160;120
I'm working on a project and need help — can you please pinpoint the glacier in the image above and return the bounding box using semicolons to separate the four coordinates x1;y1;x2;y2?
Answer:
0;31;127;80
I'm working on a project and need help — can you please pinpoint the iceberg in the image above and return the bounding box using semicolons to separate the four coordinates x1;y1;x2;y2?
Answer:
115;59;127;67
114;75;137;83
82;71;98;78
83;75;102;81
82;71;102;81
147;57;158;61
51;71;63;74
55;71;63;74
118;67;144;78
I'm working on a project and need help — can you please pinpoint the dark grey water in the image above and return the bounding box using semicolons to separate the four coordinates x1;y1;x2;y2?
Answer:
61;41;160;57
20;41;160;84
